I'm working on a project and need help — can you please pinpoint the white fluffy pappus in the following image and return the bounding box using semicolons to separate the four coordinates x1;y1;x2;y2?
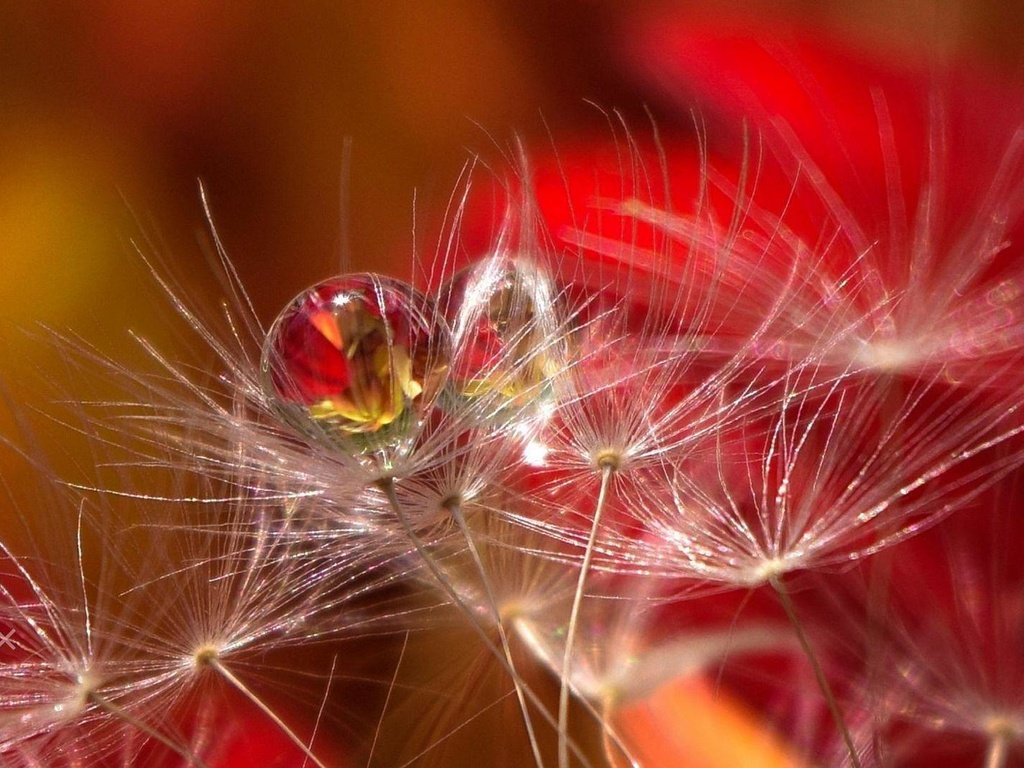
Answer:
824;459;1024;768
594;98;1024;387
0;420;423;767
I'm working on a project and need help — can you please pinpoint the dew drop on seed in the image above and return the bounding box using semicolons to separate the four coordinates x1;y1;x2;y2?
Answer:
440;255;562;422
261;273;450;453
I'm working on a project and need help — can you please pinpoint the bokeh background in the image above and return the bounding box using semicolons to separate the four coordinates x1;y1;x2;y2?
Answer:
4;0;1022;360
2;2;1023;766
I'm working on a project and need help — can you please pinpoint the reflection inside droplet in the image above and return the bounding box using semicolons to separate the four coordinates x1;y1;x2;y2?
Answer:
261;273;450;453
441;255;563;421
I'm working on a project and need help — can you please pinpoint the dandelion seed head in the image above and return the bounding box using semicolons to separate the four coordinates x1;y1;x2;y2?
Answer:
592;448;625;472
190;644;221;669
850;337;929;373
604;362;1024;594
982;713;1022;741
746;556;799;586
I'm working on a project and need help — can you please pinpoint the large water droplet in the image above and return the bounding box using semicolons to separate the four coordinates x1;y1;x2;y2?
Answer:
261;273;450;453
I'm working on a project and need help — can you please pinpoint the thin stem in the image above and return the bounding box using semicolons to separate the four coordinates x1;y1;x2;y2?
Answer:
366;631;409;768
559;463;615;768
986;729;1011;768
512;615;638;768
88;691;208;768
378;477;594;768
770;575;861;768
308;655;338;768
207;657;328;768
449;501;546;768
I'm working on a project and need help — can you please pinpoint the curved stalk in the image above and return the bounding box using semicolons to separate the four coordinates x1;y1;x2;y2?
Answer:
206;656;328;768
449;500;546;767
986;729;1010;768
769;574;861;768
89;691;208;768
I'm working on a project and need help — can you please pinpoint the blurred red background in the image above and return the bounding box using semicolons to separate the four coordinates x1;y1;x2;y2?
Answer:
3;0;1021;355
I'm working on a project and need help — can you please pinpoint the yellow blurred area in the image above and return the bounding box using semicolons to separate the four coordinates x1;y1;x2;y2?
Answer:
0;124;129;329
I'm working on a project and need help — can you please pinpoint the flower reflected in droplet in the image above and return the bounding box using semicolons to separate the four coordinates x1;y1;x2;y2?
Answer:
261;273;449;453
441;255;563;423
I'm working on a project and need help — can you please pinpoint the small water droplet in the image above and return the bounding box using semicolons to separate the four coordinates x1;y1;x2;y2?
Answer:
440;255;562;422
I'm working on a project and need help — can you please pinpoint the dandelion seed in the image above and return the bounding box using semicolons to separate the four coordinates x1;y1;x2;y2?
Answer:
607;365;1024;586
835;463;1024;768
0;451;205;765
474;134;804;767
618;21;1024;386
251;254;593;764
0;407;416;768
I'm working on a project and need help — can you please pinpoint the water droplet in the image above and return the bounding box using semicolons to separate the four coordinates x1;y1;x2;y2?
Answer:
440;255;562;421
261;274;450;453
